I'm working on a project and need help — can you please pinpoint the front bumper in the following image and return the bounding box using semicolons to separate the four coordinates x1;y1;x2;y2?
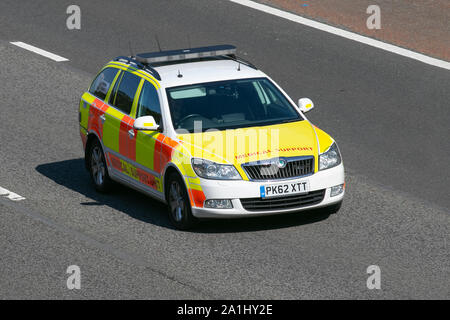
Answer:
191;163;345;218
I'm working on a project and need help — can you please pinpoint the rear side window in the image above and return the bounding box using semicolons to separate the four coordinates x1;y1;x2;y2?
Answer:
89;68;118;101
137;81;162;125
110;71;141;115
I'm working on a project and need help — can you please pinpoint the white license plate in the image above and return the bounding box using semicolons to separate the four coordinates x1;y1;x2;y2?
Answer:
260;181;310;198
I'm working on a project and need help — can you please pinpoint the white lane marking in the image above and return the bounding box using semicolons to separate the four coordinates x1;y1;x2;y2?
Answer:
10;41;69;62
0;186;26;201
228;0;450;71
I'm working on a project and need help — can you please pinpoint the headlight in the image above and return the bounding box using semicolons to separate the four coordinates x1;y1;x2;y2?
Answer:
319;142;341;170
191;158;241;180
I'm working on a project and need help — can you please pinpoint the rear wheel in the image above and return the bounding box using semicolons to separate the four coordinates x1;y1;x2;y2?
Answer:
166;173;197;230
88;139;113;192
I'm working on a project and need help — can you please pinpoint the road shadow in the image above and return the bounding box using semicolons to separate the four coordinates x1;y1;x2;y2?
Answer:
36;158;331;233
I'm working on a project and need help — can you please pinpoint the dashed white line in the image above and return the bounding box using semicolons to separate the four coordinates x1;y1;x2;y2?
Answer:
0;186;26;201
228;0;450;71
10;41;69;62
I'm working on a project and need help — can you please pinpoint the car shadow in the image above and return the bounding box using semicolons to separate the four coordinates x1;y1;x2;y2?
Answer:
35;158;173;228
35;158;331;233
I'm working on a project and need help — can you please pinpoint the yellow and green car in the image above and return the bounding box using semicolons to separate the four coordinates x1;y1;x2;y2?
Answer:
79;45;345;229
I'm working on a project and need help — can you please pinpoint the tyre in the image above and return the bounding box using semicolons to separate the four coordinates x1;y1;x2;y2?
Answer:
88;139;113;192
166;172;197;230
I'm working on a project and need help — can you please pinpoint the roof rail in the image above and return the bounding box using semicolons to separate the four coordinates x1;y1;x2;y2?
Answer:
113;56;161;80
135;44;237;64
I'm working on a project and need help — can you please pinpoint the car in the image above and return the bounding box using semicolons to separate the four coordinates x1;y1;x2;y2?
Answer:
79;44;345;230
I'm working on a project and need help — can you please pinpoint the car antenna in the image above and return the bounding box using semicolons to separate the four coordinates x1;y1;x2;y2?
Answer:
237;61;241;71
128;41;134;58
177;36;192;79
155;35;162;52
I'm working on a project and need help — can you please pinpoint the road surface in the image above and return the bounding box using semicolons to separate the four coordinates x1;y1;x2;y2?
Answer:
0;0;448;299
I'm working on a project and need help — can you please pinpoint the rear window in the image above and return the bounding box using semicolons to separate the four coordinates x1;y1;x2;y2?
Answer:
89;68;118;101
110;71;141;115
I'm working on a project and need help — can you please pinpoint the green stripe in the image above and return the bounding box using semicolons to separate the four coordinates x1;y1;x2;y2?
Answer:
103;114;121;153
136;131;159;171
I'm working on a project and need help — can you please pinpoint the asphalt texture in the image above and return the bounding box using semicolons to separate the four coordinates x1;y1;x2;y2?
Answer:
0;0;449;299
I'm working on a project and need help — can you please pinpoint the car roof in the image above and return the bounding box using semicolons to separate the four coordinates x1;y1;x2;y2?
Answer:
152;59;267;88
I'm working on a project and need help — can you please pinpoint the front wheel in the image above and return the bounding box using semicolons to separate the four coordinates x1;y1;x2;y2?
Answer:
166;173;197;230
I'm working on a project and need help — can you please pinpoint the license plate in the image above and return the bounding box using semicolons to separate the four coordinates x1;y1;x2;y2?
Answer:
260;181;310;198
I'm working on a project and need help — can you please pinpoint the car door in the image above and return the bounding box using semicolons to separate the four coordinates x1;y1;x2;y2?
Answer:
85;67;120;142
134;79;164;192
104;70;141;177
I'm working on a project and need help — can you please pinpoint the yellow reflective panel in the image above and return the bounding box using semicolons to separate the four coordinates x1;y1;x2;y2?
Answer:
105;70;123;103
177;121;319;180
81;92;95;104
106;107;125;120
135;130;159;171
130;78;144;119
315;127;334;154
102;107;125;153
79;93;94;129
177;121;318;165
106;61;160;89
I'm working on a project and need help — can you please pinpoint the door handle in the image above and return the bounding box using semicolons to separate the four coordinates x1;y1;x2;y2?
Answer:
128;129;135;138
100;114;106;123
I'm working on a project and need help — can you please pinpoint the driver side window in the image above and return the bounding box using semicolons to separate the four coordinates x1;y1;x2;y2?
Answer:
137;81;162;126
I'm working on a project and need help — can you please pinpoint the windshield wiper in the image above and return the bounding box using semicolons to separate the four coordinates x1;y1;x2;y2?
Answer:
279;118;302;124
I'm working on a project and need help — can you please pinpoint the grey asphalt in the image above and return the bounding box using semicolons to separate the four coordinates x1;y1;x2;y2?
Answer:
0;0;449;299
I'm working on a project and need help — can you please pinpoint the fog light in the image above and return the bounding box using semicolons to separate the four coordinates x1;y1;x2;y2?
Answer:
204;199;233;209
330;184;344;197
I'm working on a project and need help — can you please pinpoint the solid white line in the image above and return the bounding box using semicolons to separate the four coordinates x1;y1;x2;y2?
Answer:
10;41;69;62
0;186;26;201
228;0;450;71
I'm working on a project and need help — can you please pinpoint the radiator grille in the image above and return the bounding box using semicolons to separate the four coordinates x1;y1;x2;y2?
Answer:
240;189;325;211
242;157;314;180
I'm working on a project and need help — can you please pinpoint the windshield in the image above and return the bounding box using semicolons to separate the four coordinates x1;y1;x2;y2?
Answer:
166;78;302;132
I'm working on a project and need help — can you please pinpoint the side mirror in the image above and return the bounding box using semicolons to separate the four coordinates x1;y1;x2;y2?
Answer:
134;116;160;131
298;98;314;113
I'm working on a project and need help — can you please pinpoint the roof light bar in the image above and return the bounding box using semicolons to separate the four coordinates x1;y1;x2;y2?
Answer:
135;44;237;64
